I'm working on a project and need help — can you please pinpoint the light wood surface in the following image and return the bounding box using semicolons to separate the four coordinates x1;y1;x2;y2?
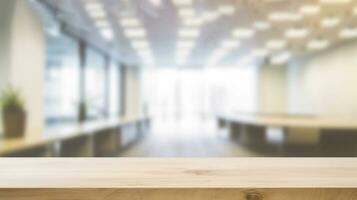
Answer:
220;114;357;129
0;158;357;188
0;116;149;156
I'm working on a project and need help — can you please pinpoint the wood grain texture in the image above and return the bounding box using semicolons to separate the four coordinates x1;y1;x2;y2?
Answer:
0;189;357;200
1;158;357;188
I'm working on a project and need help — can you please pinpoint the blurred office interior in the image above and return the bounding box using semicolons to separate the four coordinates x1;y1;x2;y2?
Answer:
1;0;357;157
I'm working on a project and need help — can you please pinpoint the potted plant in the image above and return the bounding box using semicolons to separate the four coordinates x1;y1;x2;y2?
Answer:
0;86;26;138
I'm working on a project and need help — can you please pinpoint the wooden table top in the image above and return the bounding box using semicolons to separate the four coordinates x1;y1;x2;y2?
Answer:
220;113;357;129
0;158;357;188
0;116;148;156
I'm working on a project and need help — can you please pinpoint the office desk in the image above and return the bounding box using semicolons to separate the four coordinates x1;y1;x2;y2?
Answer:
218;114;357;154
0;158;356;199
0;116;150;157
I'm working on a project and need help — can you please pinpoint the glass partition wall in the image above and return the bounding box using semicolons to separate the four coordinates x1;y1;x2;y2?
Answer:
44;31;122;127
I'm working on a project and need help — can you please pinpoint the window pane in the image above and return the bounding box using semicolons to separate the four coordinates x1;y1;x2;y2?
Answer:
85;48;106;119
109;61;120;117
44;33;80;126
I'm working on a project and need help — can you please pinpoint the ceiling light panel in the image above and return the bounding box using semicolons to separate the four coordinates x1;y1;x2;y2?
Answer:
179;29;200;38
320;16;340;28
269;12;303;22
300;4;321;16
267;39;287;50
120;17;141;27
285;27;309;39
254;21;271;31
219;5;236;16
124;28;147;38
173;0;192;6
270;51;291;65
232;28;255;39
340;27;357;39
307;39;330;50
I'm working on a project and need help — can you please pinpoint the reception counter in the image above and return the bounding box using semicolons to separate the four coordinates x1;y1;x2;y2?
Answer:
0;116;150;157
0;158;356;199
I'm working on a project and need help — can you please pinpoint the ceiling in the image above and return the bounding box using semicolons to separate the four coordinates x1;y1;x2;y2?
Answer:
40;0;357;67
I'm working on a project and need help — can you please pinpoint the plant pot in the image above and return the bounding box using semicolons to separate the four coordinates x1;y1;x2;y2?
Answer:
2;108;26;138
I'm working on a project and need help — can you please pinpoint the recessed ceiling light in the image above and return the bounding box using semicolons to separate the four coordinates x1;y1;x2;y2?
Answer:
177;40;195;49
178;7;195;18
95;19;110;28
221;39;240;49
218;5;236;16
320;16;340;28
300;4;320;16
267;39;287;50
253;21;271;31
270;51;291;65
285;27;309;39
84;2;103;12
269;12;303;22
179;29;200;38
131;40;150;49
100;28;113;41
320;0;351;4
340;27;357;39
124;28;146;38
307;39;330;50
183;18;204;26
202;11;221;23
172;0;192;6
87;9;106;19
232;28;255;39
120;17;141;27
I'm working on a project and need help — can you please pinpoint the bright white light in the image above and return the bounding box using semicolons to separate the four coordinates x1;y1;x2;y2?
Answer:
320;0;351;4
84;2;102;12
149;0;162;7
202;11;221;23
95;19;110;28
87;8;106;19
320;17;340;28
131;40;150;49
178;7;195;18
253;21;271;31
270;51;291;65
285;27;309;39
269;12;303;22
307;39;330;50
120;17;141;27
179;29;200;38
300;4;320;16
124;28;146;38
221;39;240;49
267;39;286;50
232;28;255;39
177;40;195;49
172;0;192;6
219;5;236;16
100;28;113;41
183;18;203;26
340;27;357;39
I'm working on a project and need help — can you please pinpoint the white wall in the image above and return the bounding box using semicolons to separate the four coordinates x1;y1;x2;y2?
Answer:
257;64;287;113
288;41;357;118
124;66;142;117
0;0;45;136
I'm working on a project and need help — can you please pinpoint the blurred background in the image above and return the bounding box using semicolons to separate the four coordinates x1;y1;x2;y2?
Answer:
1;0;357;157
